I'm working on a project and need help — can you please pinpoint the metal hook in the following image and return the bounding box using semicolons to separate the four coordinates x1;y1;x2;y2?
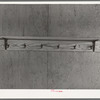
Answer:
75;44;93;50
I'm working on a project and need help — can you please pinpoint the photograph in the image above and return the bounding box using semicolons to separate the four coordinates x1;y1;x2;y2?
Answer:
0;4;100;90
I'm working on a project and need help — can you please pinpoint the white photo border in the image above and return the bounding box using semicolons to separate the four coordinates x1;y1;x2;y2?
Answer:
0;1;99;98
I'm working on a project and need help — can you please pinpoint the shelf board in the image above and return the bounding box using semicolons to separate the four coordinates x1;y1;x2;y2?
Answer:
0;36;99;52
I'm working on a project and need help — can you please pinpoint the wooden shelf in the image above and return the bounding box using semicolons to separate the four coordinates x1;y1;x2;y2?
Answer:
0;36;99;52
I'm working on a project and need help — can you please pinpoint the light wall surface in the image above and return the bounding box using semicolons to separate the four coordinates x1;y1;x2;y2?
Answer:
0;5;99;89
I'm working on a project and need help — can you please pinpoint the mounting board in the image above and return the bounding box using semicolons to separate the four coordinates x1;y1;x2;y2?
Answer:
0;36;99;52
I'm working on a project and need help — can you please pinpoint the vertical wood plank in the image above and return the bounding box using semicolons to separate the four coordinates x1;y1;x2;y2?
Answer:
2;5;23;36
48;5;100;38
0;5;3;35
48;5;100;89
0;51;47;89
1;5;48;36
0;5;48;89
48;5;77;37
23;5;48;36
48;52;100;89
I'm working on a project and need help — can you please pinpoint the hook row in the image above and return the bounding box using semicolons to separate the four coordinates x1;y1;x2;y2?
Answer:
0;37;99;52
7;41;94;51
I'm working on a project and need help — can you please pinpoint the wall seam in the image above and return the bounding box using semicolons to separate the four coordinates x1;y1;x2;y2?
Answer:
47;4;49;89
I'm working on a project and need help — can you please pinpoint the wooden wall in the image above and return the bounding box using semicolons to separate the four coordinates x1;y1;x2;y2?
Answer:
0;4;100;89
0;5;48;89
48;5;100;89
